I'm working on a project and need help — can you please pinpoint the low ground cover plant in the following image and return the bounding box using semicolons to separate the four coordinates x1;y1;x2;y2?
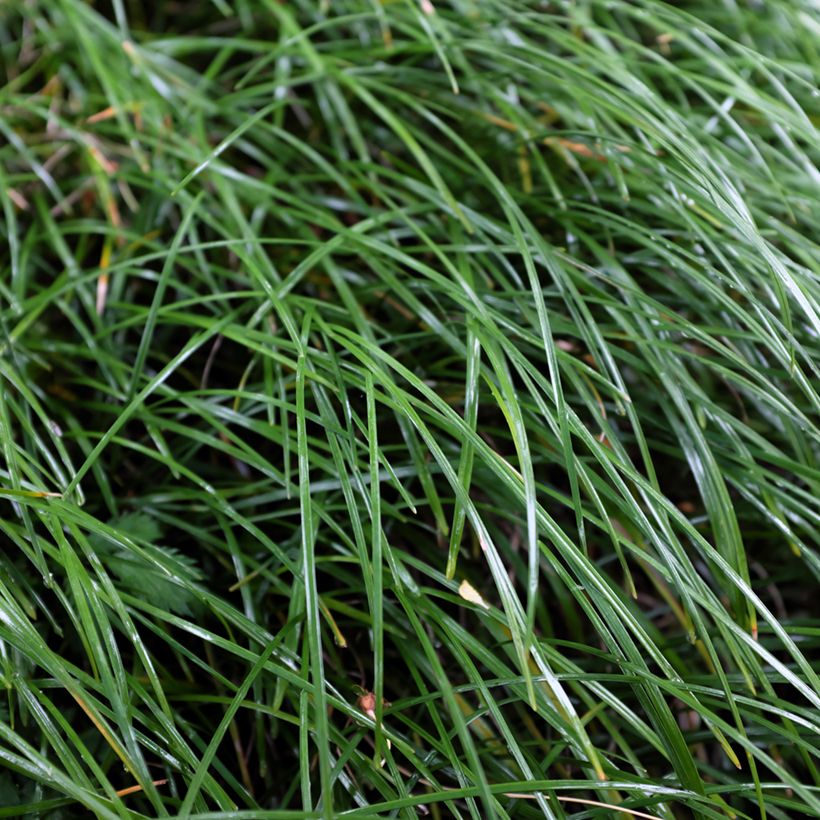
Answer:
0;1;818;817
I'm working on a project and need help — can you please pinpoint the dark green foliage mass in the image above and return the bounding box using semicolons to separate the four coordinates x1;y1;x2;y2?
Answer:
0;1;818;817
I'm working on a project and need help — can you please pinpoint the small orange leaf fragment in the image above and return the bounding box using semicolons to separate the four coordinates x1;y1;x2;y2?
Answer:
116;779;168;798
87;106;118;124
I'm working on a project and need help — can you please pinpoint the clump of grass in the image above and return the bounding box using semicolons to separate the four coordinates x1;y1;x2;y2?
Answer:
0;0;818;817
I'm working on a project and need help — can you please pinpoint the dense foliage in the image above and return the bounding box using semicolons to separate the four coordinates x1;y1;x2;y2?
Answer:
1;0;818;817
